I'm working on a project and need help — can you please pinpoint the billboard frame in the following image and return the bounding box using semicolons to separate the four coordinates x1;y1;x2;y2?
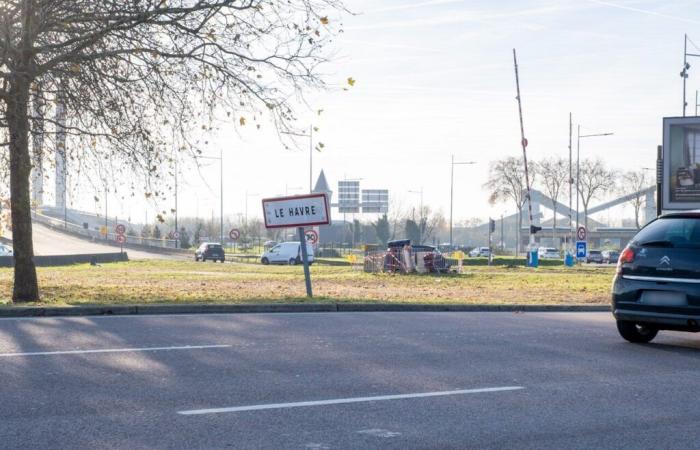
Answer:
662;116;700;211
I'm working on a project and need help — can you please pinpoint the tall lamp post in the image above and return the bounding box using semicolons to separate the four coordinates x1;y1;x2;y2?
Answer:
199;147;223;243
449;156;476;247
576;127;613;232
281;126;314;193
681;34;700;116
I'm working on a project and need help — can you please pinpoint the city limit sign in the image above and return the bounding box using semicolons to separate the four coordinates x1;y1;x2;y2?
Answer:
262;193;330;229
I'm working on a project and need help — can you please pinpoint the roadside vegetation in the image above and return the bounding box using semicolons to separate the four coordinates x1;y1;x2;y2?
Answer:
0;260;614;307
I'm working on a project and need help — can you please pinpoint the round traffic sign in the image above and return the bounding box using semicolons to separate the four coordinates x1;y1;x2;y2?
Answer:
304;229;318;245
229;228;240;240
116;234;126;244
577;226;587;241
173;231;180;239
522;138;528;148
115;224;126;235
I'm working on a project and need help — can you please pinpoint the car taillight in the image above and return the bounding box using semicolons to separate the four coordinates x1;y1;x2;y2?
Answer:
616;247;635;274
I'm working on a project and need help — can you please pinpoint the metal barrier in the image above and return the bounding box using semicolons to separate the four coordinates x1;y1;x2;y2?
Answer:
363;249;450;274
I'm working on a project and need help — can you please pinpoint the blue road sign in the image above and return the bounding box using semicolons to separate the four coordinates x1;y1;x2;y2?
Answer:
576;241;587;258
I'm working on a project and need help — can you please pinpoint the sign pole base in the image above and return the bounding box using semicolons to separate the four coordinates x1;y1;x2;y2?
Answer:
297;227;313;298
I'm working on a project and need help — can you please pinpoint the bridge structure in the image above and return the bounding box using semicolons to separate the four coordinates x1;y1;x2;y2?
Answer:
515;186;657;251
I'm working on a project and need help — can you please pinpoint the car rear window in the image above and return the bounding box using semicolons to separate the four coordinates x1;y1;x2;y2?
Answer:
208;244;223;250
633;217;700;249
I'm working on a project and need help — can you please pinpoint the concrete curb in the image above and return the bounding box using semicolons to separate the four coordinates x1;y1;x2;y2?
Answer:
0;303;611;318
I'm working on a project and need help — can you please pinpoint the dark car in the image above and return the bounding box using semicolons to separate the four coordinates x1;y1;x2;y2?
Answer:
195;242;225;262
586;249;604;264
603;250;620;264
612;210;700;343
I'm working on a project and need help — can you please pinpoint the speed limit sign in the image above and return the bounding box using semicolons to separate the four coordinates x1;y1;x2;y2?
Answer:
304;229;318;245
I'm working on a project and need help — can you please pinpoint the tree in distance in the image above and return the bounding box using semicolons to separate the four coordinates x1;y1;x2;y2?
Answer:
0;0;344;302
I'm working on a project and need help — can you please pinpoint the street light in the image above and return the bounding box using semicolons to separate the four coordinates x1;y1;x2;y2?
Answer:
281;126;314;193
681;34;700;116
576;126;613;233
198;147;223;244
245;190;259;225
408;187;424;221
450;156;476;247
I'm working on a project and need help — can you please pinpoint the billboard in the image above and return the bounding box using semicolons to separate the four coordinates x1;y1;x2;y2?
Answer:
338;180;360;213
362;189;389;213
663;117;700;210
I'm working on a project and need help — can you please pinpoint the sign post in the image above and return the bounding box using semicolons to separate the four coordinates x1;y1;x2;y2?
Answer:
262;193;330;298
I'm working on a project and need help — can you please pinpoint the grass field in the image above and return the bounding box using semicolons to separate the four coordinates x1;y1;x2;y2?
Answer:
0;260;615;307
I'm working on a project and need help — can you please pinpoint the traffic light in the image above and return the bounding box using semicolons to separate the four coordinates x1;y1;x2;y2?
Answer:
530;225;542;234
489;218;496;233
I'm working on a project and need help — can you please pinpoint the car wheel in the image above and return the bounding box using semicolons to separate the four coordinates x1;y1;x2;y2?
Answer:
202;257;206;262
616;320;658;343
194;256;199;261
261;257;269;265
289;258;297;265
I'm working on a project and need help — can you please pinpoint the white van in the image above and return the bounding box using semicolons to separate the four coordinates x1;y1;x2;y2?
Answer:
261;241;314;265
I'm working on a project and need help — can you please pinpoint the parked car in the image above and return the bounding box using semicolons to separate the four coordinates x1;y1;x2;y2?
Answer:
0;244;13;256
602;250;620;264
261;241;314;265
538;247;560;259
469;247;491;257
612;210;700;343
586;249;604;264
194;242;225;262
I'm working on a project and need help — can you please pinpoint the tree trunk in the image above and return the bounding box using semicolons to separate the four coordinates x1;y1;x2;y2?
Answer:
7;77;39;302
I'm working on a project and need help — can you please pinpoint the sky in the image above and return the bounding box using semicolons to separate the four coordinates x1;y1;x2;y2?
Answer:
66;0;700;227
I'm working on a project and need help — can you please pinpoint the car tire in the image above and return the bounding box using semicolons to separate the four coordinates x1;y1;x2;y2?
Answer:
616;320;658;343
194;256;199;261
289;258;297;265
261;257;269;265
220;259;225;263
202;257;206;262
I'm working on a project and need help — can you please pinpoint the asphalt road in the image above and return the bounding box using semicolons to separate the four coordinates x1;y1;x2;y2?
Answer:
29;222;181;260
1;312;699;449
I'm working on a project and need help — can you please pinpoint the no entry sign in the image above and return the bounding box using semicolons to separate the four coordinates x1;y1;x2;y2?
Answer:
262;193;330;229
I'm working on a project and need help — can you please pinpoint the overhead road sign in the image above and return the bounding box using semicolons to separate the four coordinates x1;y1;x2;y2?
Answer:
262;193;330;229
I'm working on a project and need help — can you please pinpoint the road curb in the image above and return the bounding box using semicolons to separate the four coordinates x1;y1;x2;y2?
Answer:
0;303;610;318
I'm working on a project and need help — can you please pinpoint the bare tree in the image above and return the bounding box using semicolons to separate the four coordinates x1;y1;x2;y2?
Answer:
577;158;613;230
0;0;344;302
619;170;650;229
536;157;568;230
483;156;536;255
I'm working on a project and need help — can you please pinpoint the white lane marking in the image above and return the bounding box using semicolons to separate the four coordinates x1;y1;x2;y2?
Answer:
358;429;402;438
178;386;524;415
0;344;231;357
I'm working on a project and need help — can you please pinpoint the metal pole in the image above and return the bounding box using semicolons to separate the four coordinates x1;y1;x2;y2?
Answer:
449;154;454;247
568;113;573;253
576;125;580;233
309;125;313;193
696;90;698;116
513;49;535;253
105;185;108;239
684;34;688;117
297;226;313;297
488;218;492;266
174;159;178;248
500;214;504;250
657;145;663;217
220;146;223;244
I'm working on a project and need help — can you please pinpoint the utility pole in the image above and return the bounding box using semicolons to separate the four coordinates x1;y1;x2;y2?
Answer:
681;34;700;116
449;156;476;247
513;49;536;256
309;125;313;193
220;146;223;244
174;159;178;248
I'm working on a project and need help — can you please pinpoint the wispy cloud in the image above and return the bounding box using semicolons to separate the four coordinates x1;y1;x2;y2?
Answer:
366;0;465;14
346;4;583;31
585;0;700;25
